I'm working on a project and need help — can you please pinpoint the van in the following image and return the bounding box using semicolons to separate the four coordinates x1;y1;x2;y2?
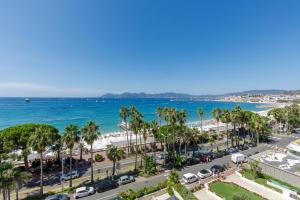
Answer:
231;153;246;164
182;173;198;184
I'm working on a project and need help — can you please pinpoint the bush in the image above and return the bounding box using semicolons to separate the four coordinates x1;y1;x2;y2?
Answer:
95;154;104;162
174;184;198;200
119;180;167;200
232;193;251;200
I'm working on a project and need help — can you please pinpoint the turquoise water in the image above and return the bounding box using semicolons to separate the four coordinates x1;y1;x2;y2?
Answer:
0;98;264;133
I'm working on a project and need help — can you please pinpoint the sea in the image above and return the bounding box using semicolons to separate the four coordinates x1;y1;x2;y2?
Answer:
0;98;266;134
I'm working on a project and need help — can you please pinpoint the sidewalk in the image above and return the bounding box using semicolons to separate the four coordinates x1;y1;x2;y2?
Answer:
224;173;285;200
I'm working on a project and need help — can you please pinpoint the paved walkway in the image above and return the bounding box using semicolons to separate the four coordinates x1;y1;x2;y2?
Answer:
194;189;218;200
224;173;285;200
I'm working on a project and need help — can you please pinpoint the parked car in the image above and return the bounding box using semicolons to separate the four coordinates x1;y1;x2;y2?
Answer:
197;169;213;179
118;175;135;185
199;154;212;162
210;165;225;173
228;147;239;154
212;151;224;159
74;186;95;199
61;171;79;181
182;173;198;184
238;145;249;151
45;194;70;200
185;158;200;165
96;179;119;193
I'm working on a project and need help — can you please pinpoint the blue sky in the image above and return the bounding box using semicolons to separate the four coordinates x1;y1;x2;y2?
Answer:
0;0;300;97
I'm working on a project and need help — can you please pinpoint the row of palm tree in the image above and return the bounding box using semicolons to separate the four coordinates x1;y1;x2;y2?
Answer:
31;121;100;195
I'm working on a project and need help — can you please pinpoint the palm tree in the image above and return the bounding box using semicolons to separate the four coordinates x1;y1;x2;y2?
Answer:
177;110;187;155
196;108;204;132
156;107;164;127
252;114;263;145
130;110;143;171
78;142;85;161
169;108;178;166
212;108;222;151
0;162;29;200
221;109;231;150
106;145;125;178
150;121;159;170
140;121;149;167
28;126;57;195
81;121;101;185
62;124;80;187
120;107;130;154
13;166;30;200
231;106;242;146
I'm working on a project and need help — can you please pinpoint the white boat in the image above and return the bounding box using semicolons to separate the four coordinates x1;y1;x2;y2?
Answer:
24;98;30;103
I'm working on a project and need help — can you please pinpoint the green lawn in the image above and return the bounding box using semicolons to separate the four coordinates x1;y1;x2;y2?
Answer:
210;181;265;200
240;169;282;193
241;169;300;194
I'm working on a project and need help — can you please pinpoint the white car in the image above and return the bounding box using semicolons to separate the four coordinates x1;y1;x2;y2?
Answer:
197;169;213;179
118;175;135;185
74;186;95;199
182;173;198;184
61;171;79;181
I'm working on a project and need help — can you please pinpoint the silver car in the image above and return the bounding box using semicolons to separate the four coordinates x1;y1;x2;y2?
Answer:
118;175;135;185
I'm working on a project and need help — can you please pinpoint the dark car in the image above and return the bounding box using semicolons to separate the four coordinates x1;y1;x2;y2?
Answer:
95;180;119;193
238;145;249;151
210;165;225;173
212;151;224;159
228;147;239;154
185;158;200;165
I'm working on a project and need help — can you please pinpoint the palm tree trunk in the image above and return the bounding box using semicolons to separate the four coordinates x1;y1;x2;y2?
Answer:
24;154;29;171
226;123;229;150
80;148;83;161
184;143;187;158
40;152;43;196
69;148;73;188
15;184;19;200
201;117;203;132
126;129;129;155
7;189;10;200
134;134;138;171
172;127;176;166
140;135;143;167
129;132;132;154
112;161;116;176
90;145;94;184
153;139;157;170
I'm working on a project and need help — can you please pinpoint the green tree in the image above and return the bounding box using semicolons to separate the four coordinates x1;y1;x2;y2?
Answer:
106;145;125;177
81;121;101;185
221;109;231;150
196;108;204;132
28;126;58;196
62;124;80;187
212;108;222;135
249;160;261;178
150;121;159;170
1;124;56;170
0;162;30;200
120;106;130;154
130;110;143;171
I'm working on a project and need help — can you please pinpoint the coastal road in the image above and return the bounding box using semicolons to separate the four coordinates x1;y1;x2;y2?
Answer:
75;133;296;200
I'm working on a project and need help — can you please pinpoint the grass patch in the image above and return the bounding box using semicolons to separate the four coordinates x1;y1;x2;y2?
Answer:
241;169;300;194
210;181;265;200
240;169;282;193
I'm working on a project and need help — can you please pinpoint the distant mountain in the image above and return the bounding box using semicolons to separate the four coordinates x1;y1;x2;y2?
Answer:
100;89;299;99
100;92;201;99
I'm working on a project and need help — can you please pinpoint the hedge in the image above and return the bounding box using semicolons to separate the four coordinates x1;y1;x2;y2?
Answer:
119;181;167;200
174;183;198;200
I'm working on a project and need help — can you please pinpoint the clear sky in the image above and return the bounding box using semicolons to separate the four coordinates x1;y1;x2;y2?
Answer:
0;0;300;97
